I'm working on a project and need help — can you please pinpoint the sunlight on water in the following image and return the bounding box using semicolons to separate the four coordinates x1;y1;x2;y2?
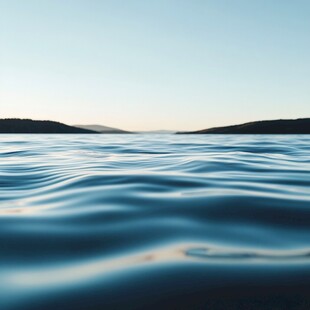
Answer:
0;134;310;309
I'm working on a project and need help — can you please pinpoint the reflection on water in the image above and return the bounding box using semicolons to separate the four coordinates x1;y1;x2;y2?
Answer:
0;134;310;309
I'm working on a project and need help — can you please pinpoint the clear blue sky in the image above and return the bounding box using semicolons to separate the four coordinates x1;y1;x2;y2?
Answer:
1;0;309;131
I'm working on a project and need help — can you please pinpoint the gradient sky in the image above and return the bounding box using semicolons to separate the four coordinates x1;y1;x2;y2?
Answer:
1;0;309;131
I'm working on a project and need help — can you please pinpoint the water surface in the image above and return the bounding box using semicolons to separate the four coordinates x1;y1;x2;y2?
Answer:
0;134;310;309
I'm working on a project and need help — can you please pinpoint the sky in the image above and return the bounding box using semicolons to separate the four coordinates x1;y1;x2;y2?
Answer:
0;0;309;131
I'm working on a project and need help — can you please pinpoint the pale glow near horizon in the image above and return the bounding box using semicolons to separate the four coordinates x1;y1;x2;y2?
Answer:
0;0;309;131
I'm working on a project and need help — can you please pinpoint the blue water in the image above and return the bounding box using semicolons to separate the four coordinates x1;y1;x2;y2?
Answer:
0;134;310;309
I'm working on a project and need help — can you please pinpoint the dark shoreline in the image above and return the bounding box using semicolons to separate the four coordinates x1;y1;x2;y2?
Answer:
178;118;310;134
0;119;98;134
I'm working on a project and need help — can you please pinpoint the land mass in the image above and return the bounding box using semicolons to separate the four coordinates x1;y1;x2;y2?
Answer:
0;119;98;134
74;124;130;133
178;118;310;134
138;130;176;134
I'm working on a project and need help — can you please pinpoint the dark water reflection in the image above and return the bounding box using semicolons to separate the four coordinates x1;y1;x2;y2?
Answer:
0;134;310;309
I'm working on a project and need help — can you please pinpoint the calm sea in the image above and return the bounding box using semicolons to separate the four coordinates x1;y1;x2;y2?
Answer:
0;134;310;309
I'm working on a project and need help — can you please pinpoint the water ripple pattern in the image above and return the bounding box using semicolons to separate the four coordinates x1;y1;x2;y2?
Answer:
0;134;310;309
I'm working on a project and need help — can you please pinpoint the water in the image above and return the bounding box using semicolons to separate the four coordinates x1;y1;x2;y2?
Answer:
0;134;309;309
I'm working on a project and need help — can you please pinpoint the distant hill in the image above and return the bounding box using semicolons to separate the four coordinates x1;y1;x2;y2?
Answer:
178;118;310;134
0;119;98;134
138;130;175;134
74;124;130;133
